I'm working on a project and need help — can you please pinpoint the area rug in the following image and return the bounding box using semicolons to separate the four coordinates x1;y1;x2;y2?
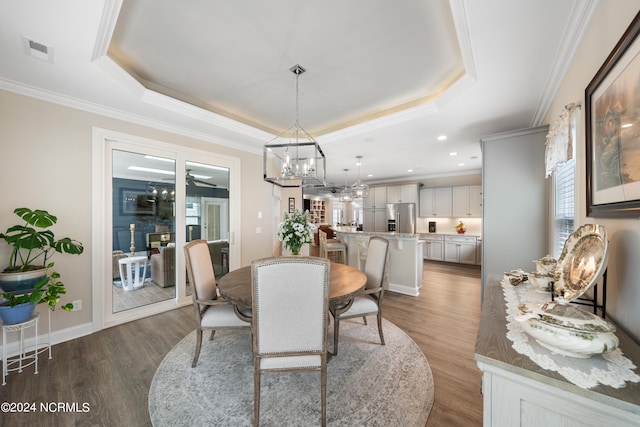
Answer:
149;318;434;426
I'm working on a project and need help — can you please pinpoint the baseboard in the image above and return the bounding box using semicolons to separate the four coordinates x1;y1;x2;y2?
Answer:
0;321;93;359
387;282;420;296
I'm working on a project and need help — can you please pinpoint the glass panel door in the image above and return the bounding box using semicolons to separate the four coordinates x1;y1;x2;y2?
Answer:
184;161;230;282
111;150;176;313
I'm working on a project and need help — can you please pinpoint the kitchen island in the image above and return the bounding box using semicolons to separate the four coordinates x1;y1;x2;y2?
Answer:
334;228;424;296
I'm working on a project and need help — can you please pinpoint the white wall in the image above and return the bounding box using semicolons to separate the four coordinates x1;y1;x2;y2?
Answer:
0;89;276;336
544;0;640;340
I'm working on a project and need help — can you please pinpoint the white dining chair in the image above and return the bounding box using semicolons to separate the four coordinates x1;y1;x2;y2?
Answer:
329;236;389;356
251;256;330;427
184;240;251;368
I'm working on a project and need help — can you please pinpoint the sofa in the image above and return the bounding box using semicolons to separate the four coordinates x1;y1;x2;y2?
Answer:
150;240;229;287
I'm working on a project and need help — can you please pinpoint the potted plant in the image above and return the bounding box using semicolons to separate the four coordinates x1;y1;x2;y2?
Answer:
277;209;315;255
0;266;73;324
0;208;84;293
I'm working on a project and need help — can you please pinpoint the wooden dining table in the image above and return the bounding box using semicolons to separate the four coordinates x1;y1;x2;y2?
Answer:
217;261;367;310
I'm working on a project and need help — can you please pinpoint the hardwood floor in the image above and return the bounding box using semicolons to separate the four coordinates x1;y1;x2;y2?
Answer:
0;261;483;427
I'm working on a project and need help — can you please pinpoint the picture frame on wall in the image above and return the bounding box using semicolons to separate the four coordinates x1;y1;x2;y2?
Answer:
121;188;155;215
288;197;295;213
586;12;640;217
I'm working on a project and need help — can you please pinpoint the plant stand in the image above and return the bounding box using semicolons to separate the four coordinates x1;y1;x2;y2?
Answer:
1;312;49;385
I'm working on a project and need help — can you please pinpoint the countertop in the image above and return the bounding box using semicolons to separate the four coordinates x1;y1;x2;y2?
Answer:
419;232;482;238
475;274;640;412
334;229;419;239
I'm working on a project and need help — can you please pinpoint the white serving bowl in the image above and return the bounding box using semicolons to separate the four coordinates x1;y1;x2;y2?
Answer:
515;302;618;358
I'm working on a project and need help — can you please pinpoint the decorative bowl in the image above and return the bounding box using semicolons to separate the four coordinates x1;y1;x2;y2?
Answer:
533;254;556;276
516;301;618;358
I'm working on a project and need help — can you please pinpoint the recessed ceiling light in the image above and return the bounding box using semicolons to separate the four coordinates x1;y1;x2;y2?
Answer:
408;169;413;173
449;152;457;156
458;163;465;166
437;135;447;141
367;174;373;177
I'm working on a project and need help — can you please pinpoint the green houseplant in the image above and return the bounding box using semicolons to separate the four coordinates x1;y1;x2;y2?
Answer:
0;208;83;324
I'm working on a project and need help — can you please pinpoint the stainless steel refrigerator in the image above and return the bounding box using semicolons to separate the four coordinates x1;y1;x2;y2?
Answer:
386;203;416;233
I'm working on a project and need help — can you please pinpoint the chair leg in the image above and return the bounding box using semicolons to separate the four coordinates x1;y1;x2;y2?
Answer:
192;329;203;368
321;367;327;427
333;315;340;356
209;330;215;340
377;312;385;345
362;316;368;325
254;360;261;427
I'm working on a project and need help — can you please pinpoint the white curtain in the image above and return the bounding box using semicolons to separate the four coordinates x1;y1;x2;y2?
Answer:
545;103;579;178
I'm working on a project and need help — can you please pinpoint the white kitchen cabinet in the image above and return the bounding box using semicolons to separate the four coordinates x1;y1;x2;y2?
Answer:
452;185;482;217
422;234;444;261
444;235;477;264
387;184;419;204
419;187;452;217
363;208;388;232
364;186;387;209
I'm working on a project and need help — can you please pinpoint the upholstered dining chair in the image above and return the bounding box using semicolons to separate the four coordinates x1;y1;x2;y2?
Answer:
184;240;250;368
251;256;330;427
319;229;347;264
329;236;389;356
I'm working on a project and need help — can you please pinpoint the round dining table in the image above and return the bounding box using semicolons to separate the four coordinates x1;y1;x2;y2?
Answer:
217;261;367;309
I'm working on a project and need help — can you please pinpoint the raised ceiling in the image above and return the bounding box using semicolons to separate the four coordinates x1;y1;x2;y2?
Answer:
0;0;597;189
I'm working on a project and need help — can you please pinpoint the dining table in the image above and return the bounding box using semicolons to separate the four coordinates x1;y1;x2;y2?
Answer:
217;260;367;310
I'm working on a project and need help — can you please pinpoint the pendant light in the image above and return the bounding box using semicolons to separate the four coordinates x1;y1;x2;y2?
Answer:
340;169;353;202
263;64;326;188
350;155;369;198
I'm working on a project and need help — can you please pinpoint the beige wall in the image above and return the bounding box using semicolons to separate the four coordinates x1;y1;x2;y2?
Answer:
544;0;640;340
0;89;275;334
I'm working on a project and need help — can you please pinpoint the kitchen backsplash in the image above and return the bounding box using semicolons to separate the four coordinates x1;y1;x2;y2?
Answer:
416;217;482;235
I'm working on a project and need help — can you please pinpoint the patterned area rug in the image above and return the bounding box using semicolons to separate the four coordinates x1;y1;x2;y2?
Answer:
149;318;434;426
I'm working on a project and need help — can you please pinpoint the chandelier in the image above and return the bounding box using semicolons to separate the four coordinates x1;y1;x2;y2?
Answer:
340;169;353;202
263;64;326;188
350;155;369;198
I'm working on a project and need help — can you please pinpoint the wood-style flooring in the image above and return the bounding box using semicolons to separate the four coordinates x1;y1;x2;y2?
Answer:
0;261;483;427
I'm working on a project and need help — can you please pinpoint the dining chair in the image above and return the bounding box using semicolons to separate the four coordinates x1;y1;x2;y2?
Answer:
184;240;251;368
329;236;389;356
319;229;347;264
251;256;330;427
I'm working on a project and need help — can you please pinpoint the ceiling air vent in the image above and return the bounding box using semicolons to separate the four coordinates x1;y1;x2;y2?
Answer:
22;37;54;63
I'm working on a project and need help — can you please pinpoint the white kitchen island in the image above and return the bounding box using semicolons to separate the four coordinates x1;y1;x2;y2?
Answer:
334;228;424;296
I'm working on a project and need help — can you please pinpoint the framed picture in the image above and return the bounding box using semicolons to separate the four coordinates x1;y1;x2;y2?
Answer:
121;188;154;215
288;197;295;213
586;12;640;217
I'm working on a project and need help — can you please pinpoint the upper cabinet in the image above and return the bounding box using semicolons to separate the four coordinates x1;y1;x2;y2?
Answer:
363;186;387;209
452;185;482;217
386;184;419;204
419;187;452;217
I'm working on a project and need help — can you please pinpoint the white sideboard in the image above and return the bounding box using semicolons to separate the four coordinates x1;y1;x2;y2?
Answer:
475;276;640;426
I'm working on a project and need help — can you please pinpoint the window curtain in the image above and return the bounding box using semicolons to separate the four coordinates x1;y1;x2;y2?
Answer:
545;103;579;178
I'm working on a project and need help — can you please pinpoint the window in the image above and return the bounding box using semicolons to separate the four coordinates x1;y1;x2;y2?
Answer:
553;158;575;258
551;110;578;258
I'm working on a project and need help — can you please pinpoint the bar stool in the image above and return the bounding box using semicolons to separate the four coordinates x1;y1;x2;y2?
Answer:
355;236;370;271
319;230;347;264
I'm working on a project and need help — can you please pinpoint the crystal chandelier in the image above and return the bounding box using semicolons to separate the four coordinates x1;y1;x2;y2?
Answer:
350;155;369;198
263;64;326;188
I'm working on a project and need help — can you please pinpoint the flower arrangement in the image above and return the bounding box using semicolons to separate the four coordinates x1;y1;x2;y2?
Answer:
277;209;315;255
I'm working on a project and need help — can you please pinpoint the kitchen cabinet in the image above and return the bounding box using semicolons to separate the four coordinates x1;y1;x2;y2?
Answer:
363;208;388;232
363;186;387;209
422;234;444;261
419;187;452;217
452;185;482;217
387;184;418;204
444;235;477;264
